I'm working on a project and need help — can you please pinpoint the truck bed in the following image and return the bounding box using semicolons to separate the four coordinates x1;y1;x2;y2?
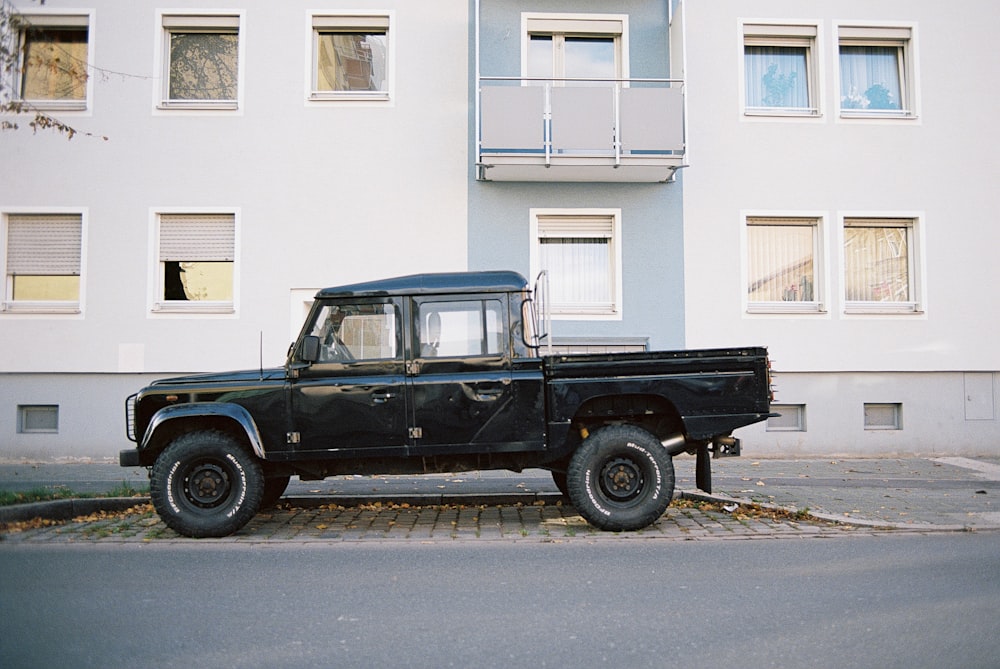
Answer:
543;346;772;440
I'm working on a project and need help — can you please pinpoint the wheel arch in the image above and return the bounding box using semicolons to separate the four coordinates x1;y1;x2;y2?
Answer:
571;393;684;441
138;403;266;465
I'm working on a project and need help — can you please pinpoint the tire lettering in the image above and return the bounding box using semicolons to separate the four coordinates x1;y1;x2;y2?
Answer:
166;460;182;514
584;470;611;516
225;453;247;518
625;441;662;500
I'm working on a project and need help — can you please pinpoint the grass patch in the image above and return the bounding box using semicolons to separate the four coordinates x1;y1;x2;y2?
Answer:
0;480;149;507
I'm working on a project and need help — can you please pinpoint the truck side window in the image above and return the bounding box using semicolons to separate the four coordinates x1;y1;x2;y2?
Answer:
418;300;504;358
308;302;400;362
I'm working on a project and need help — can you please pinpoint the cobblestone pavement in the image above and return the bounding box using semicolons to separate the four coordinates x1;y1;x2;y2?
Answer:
2;455;999;544
0;495;947;545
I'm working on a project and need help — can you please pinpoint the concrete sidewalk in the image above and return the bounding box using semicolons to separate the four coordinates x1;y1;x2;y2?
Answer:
1;455;999;533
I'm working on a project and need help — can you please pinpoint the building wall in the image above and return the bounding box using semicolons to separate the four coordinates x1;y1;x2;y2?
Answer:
1;0;470;459
469;0;686;350
678;0;1000;454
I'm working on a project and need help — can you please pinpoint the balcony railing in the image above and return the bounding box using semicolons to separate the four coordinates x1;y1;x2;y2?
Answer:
477;77;685;183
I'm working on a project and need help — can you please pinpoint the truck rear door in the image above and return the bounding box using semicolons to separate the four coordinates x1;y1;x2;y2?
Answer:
407;294;543;454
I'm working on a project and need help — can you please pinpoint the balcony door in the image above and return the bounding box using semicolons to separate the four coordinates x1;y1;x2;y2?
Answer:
524;14;624;84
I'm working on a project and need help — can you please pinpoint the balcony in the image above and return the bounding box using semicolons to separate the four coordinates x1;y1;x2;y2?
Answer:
477;78;685;183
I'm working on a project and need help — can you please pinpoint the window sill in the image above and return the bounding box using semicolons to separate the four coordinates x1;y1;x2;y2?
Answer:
2;302;81;314
746;302;825;315
844;303;922;315
152;302;235;315
16;100;88;112
308;92;390;102
839;110;917;120
744;108;821;118
158;101;239;111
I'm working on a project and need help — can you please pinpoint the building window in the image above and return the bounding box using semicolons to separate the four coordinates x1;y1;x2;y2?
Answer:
746;217;822;313
531;209;622;319
767;404;806;432
9;13;90;110
160;14;241;109
310;14;390;100
18;405;59;434
838;26;914;117
524;14;625;83
154;213;235;313
843;217;918;313
864;403;902;430
743;23;818;116
2;213;82;313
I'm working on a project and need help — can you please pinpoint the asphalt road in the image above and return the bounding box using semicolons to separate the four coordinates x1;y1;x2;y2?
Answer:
2;533;998;668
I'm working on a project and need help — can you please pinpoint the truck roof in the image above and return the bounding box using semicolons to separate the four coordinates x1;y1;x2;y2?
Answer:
315;270;529;299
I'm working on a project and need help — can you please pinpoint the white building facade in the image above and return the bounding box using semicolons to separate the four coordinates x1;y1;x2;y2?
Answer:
676;0;1000;454
1;0;470;459
1;0;997;460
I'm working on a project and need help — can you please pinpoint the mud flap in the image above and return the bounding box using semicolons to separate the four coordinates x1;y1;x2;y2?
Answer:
696;443;712;494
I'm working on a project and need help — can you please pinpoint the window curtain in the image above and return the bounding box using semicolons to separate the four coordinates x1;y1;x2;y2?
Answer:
747;222;815;302
844;225;909;301
745;46;809;108
839;46;901;110
540;237;612;307
21;28;88;100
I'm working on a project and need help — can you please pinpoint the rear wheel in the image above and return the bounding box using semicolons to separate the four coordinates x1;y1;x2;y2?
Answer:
150;430;264;538
567;425;675;531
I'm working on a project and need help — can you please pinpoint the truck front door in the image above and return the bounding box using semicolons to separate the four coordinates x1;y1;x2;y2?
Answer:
290;298;408;457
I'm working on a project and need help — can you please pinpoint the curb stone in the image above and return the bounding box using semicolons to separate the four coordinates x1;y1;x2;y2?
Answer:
0;489;981;534
679;490;976;533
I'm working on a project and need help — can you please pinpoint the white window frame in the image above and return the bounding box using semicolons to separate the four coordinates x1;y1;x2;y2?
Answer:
864;402;902;430
306;12;394;104
767;404;807;432
154;11;245;112
148;208;239;317
743;213;826;315
840;214;923;315
836;23;918;120
17;404;59;434
529;208;623;321
520;13;629;83
740;21;822;118
1;208;86;316
4;10;94;113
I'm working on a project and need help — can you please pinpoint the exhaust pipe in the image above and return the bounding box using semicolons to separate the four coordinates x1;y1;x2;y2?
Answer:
661;433;688;456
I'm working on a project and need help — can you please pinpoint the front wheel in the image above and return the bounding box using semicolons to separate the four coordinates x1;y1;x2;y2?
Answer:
567;425;675;531
150;431;264;538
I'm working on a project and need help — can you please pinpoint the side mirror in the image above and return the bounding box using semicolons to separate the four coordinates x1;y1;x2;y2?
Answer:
299;335;321;363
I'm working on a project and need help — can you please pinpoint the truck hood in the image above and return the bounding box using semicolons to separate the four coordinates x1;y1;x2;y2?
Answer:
148;367;287;388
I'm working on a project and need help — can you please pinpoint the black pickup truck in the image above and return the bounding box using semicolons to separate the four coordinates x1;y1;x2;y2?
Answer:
121;271;773;537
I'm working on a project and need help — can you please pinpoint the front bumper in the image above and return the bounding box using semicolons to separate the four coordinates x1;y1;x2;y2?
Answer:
119;449;141;467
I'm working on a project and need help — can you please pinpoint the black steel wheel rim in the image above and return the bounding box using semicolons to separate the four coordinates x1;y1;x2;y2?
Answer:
182;460;232;509
599;456;644;503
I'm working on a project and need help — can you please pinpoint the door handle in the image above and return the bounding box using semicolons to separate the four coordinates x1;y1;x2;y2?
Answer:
372;392;396;404
475;389;504;401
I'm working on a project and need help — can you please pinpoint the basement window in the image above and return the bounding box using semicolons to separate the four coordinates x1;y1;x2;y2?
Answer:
17;405;59;433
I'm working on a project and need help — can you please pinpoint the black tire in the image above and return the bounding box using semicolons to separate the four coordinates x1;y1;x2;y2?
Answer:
260;475;291;509
150;431;264;538
567;425;675;531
